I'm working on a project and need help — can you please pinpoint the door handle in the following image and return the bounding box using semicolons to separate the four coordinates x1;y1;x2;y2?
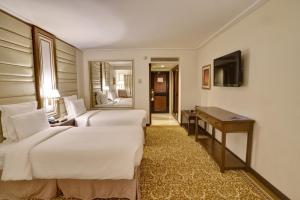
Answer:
151;89;154;101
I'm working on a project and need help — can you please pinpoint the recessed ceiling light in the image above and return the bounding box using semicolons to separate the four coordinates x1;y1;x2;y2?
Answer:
161;65;165;68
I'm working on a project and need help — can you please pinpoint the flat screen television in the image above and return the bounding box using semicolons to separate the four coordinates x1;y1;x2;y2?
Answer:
213;50;242;87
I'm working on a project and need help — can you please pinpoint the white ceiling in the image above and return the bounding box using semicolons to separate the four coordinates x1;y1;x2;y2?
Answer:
0;0;261;49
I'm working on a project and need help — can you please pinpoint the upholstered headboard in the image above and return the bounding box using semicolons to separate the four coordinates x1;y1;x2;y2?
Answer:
55;39;78;116
0;10;36;142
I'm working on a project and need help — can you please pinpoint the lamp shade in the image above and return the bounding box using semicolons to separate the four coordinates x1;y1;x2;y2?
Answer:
46;89;61;99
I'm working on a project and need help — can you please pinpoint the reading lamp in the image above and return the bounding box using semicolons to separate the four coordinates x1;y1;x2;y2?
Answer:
46;89;61;117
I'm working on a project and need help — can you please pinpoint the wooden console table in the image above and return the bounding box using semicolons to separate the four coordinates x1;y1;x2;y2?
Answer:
181;110;197;135
195;106;254;173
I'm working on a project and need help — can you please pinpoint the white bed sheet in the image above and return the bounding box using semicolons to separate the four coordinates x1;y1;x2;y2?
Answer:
2;126;143;181
75;110;147;128
96;98;132;107
0;142;13;169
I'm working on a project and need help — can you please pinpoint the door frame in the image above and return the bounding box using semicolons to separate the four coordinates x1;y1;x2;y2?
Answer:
172;65;179;119
150;71;170;114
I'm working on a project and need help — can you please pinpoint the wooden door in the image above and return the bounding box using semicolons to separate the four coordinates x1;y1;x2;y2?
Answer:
151;72;169;113
172;66;179;115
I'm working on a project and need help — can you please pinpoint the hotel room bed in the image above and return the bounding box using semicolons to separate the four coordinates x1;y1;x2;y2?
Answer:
75;109;147;128
95;97;133;107
64;95;147;128
0;126;143;200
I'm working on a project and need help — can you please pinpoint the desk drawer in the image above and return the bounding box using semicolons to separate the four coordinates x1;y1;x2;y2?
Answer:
213;120;223;130
197;113;223;130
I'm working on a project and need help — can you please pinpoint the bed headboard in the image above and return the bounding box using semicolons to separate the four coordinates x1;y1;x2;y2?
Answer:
55;39;78;116
0;10;36;142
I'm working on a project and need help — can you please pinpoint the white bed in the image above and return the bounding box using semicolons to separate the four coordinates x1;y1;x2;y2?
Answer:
75;109;147;128
0;102;144;199
96;97;132;107
64;95;147;128
0;143;11;170
2;126;144;181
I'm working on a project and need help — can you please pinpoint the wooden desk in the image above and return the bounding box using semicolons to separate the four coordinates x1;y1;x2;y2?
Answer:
195;106;254;173
181;110;197;135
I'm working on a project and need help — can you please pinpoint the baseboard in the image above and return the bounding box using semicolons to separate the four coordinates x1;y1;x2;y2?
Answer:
249;168;290;200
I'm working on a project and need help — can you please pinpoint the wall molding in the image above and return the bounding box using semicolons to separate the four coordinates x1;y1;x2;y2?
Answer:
194;0;269;49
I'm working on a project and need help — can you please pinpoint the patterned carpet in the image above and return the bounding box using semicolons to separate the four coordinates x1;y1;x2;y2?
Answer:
35;126;273;200
139;126;273;200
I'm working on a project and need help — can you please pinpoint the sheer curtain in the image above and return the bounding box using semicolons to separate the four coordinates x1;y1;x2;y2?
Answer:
124;74;132;97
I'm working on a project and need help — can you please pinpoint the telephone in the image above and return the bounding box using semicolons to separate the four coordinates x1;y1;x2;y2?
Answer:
48;116;58;124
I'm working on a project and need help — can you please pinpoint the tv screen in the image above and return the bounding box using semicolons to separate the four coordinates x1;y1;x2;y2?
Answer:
213;50;242;87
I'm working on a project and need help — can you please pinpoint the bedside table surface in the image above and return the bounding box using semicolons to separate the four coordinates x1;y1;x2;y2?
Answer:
50;118;75;127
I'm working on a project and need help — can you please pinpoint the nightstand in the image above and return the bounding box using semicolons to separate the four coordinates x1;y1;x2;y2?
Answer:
50;118;75;127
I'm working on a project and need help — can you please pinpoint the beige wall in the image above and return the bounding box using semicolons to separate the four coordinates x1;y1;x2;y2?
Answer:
81;49;197;123
196;1;300;199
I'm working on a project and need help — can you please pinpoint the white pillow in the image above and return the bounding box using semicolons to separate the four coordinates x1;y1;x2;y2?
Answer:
0;101;37;141
69;99;86;117
97;92;108;104
10;109;50;140
63;95;77;117
107;90;117;101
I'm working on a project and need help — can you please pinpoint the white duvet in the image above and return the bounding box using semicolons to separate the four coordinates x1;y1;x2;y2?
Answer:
75;110;147;128
1;126;143;181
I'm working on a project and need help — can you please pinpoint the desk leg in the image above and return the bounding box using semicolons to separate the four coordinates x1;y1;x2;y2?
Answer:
195;117;198;141
188;118;190;136
212;127;215;139
180;112;183;126
246;124;254;171
221;132;226;173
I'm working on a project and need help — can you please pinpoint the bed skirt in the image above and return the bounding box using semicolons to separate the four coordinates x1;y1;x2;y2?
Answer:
0;174;57;200
0;167;140;200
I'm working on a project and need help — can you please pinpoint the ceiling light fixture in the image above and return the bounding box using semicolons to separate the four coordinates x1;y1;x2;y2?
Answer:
161;65;165;68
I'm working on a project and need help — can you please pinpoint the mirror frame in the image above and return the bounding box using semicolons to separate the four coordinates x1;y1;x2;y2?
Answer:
32;26;58;115
89;60;135;109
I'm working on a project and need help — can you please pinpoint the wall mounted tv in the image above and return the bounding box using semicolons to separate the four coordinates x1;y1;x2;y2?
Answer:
213;50;242;87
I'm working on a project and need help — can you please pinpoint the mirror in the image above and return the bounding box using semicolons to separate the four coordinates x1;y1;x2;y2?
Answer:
89;60;134;109
33;27;58;115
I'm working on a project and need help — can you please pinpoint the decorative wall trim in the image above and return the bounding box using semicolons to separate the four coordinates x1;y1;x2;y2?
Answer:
194;0;269;49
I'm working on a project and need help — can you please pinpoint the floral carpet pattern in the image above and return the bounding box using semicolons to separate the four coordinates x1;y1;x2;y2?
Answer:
35;126;272;200
139;126;272;200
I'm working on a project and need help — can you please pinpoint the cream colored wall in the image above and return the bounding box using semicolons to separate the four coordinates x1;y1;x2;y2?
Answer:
81;49;197;123
196;1;300;199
